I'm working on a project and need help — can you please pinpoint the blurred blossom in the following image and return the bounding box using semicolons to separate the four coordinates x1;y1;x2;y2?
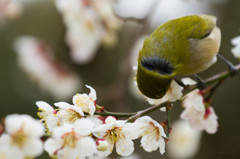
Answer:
0;114;44;159
130;36;147;67
149;0;218;28
44;119;96;159
231;36;240;60
0;0;22;22
0;0;37;23
55;0;121;64
113;0;158;19
114;0;218;29
14;36;81;100
134;116;166;155
181;89;218;134
92;116;139;157
167;120;202;159
129;36;147;100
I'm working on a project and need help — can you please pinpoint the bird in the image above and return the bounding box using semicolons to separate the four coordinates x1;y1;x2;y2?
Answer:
136;14;221;99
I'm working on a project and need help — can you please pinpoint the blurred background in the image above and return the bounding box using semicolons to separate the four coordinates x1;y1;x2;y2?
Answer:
0;0;240;158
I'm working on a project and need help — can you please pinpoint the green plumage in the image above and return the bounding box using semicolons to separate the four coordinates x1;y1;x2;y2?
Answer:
137;15;220;99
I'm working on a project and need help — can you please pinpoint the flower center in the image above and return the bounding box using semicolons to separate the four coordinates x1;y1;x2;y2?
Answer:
62;131;78;148
105;127;125;143
11;130;27;148
177;135;188;145
75;94;90;109
146;122;160;140
66;109;82;123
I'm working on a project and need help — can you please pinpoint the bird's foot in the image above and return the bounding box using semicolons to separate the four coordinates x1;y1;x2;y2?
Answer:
217;54;238;76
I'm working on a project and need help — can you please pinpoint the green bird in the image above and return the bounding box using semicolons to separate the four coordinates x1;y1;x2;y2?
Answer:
136;14;221;99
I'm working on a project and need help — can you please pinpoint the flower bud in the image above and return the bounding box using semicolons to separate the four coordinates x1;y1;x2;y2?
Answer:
96;139;109;151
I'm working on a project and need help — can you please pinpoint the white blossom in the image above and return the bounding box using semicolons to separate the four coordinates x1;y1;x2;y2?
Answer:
167;120;202;159
55;0;121;64
134;116;166;155
146;80;183;109
55;102;84;124
0;114;44;159
13;36;81;100
231;35;240;60
36;101;59;133
92;116;139;157
44;118;96;159
73;85;97;116
181;77;197;86
0;0;22;22
113;0;157;19
181;89;218;134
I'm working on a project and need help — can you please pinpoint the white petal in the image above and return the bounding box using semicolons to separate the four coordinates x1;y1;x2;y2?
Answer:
76;137;97;157
23;138;43;157
88;101;96;116
140;134;159;152
54;102;72;109
44;138;62;155
181;78;197;85
53;124;73;139
57;147;78;159
69;105;85;116
73;118;94;136
116;139;134;156
158;137;165;155
86;85;97;101
86;116;103;128
204;107;218;134
167;80;183;102
45;115;59;132
122;123;140;140
231;36;240;45
92;124;113;138
36;101;54;113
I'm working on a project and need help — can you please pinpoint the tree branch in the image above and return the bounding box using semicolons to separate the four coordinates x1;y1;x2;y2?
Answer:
94;63;240;120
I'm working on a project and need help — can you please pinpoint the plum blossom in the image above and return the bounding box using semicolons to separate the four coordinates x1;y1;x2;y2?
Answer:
113;0;157;20
0;0;23;23
92;116;139;157
14;36;81;100
0;114;44;159
54;102;84;124
167;120;202;159
73;85;97;116
231;35;240;60
55;0;121;64
44;118;96;159
133;116;166;155
36;101;60;133
181;89;218;134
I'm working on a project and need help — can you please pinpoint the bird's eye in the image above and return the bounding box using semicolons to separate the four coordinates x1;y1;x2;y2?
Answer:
200;30;212;39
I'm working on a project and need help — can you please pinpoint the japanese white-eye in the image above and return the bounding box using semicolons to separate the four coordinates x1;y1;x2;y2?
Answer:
136;14;221;99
